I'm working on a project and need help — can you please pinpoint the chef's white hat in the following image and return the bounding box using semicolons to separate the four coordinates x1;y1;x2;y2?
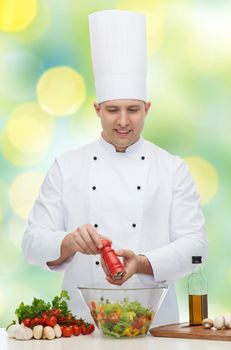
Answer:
89;10;147;103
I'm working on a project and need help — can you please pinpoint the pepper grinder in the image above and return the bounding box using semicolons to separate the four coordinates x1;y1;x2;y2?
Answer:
100;239;126;280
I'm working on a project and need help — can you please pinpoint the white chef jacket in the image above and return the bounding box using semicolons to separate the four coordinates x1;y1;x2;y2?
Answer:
22;136;208;326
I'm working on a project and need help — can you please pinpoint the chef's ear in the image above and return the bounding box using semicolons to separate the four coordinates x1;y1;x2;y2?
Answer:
144;101;151;116
94;102;102;117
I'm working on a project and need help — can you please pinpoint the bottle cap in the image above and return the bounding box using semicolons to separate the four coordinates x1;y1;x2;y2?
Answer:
192;256;202;264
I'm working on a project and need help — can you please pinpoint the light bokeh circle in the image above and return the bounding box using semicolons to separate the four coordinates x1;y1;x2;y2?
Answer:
9;171;45;220
0;0;37;32
2;134;47;167
37;66;86;116
184;156;219;205
5;103;55;154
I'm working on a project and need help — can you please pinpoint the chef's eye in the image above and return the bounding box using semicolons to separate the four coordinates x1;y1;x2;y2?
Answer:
107;109;118;113
128;108;139;113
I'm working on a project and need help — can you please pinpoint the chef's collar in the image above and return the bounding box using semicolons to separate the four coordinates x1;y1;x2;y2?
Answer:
99;134;144;154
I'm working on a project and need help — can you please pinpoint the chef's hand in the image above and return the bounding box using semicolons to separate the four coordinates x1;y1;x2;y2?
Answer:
47;224;111;267
101;249;153;286
63;224;111;255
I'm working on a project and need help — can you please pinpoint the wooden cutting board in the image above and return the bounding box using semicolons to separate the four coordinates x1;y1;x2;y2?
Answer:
150;322;231;341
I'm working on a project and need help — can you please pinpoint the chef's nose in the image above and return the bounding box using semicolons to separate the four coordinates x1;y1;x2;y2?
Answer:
117;111;129;127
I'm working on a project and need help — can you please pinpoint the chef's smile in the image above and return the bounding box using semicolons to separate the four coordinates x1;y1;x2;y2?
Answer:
114;129;132;138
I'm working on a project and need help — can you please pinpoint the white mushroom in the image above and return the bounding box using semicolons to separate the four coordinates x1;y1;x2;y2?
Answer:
33;325;44;339
213;315;225;330
224;314;231;328
43;326;55;340
14;325;33;340
53;324;62;338
202;318;213;329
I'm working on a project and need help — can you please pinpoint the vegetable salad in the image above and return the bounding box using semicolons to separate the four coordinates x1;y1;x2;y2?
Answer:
90;298;154;338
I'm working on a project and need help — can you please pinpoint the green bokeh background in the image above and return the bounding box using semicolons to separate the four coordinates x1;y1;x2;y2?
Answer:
0;0;231;327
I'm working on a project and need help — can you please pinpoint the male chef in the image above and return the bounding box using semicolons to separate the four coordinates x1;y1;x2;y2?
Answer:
22;10;208;325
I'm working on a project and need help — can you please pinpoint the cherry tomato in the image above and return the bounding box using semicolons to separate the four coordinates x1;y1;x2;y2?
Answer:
38;317;45;325
81;323;95;335
132;319;143;329
37;313;48;325
62;326;73;337
45;316;57;327
72;324;81;336
22;318;31;327
30;317;39;327
80;324;88;335
65;314;74;323
58;316;66;324
107;314;119;323
88;323;95;334
50;308;60;317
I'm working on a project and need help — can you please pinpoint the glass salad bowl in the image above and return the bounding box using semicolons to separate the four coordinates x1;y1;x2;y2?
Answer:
78;282;168;338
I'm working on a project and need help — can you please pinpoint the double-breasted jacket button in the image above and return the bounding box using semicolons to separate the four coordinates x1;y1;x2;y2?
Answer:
94;224;98;228
132;223;136;228
137;186;141;190
93;156;97;160
92;186;96;190
141;156;145;160
95;261;100;265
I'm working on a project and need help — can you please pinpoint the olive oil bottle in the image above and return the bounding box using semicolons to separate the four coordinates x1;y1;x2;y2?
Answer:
188;256;208;326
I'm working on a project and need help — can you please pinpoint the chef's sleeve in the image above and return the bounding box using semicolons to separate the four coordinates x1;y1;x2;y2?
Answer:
143;157;208;282
22;159;72;271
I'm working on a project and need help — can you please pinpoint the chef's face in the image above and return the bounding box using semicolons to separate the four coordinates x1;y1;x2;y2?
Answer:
94;99;151;152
